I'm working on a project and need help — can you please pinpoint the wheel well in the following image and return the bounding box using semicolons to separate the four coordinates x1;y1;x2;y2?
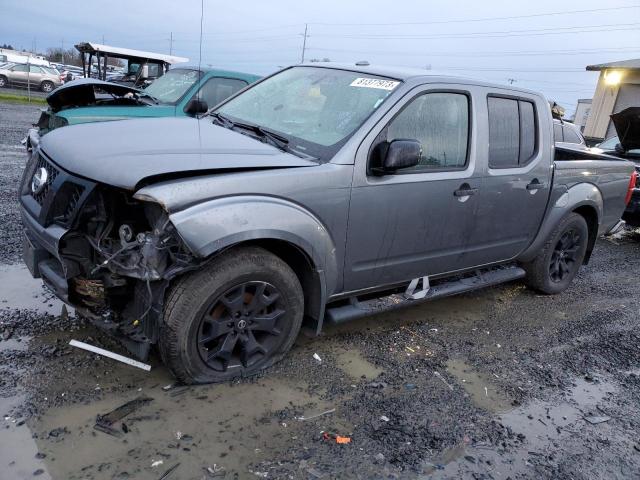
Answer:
573;205;598;264
237;239;324;334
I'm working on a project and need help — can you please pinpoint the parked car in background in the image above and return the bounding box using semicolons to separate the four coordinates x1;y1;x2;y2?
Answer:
0;63;63;92
25;66;260;150
553;119;588;150
20;64;635;384
592;107;640;226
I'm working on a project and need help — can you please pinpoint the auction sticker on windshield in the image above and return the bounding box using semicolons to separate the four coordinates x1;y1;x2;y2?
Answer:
350;78;400;90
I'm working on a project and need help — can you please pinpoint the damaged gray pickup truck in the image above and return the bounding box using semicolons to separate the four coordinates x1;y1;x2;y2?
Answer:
20;64;635;384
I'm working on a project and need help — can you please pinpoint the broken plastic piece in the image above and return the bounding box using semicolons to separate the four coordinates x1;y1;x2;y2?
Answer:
94;396;153;437
322;431;352;444
583;415;611;424
69;339;151;371
296;408;336;421
313;353;322;363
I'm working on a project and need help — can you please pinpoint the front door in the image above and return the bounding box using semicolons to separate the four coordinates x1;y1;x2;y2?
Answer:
344;87;483;292
9;64;29;86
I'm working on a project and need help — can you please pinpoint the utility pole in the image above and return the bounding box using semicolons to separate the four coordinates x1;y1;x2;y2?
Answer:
61;38;65;64
169;32;173;55
102;34;105;44
300;23;308;63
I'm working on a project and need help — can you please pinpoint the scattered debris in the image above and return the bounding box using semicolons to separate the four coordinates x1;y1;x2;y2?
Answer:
167;386;190;397
296;408;336;421
69;339;151;371
175;431;184;440
313;353;322;363
205;464;226;477
380;415;390;422
322;432;352;444
374;453;385;463
404;383;417;390
151;460;164;468
583;415;611;425
94;396;153;437
434;371;454;391
158;463;180;480
366;381;387;389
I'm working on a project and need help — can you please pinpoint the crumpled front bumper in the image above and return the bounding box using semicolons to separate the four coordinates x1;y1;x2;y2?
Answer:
21;206;71;302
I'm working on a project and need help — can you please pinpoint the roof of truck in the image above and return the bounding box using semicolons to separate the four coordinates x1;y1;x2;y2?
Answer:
300;62;543;96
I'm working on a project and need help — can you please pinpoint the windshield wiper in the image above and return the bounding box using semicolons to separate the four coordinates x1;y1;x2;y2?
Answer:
210;112;234;128
210;114;307;158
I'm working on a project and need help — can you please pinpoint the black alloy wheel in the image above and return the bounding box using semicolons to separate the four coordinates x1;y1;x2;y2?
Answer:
549;228;581;283
523;212;588;295
197;281;287;371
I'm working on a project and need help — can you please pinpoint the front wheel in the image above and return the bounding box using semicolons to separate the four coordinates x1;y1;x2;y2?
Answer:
523;213;589;294
0;76;7;88
159;246;304;384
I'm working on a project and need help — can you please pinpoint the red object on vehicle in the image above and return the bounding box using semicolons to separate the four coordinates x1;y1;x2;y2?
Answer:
625;170;637;205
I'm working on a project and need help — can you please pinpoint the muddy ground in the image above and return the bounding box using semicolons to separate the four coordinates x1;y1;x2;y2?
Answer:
1;101;639;479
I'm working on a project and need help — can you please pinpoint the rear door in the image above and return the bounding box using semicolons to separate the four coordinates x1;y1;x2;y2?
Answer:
28;65;43;88
473;93;552;263
344;85;484;291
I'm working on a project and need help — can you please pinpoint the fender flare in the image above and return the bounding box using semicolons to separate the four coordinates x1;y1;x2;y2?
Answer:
517;182;603;263
168;195;339;296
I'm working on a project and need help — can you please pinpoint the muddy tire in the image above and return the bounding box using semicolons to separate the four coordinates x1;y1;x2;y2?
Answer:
159;246;303;384
0;76;7;88
523;213;588;294
40;81;54;93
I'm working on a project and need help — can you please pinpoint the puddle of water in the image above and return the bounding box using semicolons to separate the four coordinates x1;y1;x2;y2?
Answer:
1;394;53;480
421;376;620;478
26;371;328;479
446;359;513;413
335;349;384;380
0;264;65;315
0;336;30;352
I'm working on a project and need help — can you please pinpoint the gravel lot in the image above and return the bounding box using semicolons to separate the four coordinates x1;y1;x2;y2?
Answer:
1;101;639;479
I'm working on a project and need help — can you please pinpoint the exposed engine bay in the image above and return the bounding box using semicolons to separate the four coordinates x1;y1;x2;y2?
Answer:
38;177;198;358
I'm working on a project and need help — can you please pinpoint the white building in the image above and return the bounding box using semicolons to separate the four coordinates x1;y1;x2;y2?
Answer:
572;99;592;132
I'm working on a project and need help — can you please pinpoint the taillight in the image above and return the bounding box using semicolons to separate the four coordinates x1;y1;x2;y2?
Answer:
625;170;637;205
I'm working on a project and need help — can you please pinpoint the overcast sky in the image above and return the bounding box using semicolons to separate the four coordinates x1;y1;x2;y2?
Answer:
3;0;639;115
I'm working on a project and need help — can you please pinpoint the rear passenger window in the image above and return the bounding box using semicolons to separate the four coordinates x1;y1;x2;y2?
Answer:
563;126;582;144
385;92;469;171
553;123;564;142
488;96;538;168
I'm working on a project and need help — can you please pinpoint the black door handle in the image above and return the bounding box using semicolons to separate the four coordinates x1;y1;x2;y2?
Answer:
526;180;545;191
454;187;478;197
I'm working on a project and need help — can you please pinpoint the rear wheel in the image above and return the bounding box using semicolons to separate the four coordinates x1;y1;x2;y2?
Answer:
40;80;54;93
523;213;589;294
0;76;7;88
159;246;304;384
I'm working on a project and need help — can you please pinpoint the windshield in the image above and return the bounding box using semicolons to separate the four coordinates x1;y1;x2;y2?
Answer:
215;66;400;160
144;69;201;104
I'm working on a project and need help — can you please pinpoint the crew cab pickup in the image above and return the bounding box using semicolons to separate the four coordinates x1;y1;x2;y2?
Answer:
20;64;635;384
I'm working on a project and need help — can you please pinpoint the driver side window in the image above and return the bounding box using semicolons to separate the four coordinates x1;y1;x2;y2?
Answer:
385;92;470;172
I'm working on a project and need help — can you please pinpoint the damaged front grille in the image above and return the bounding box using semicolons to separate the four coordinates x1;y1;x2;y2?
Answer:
31;153;59;205
20;150;95;228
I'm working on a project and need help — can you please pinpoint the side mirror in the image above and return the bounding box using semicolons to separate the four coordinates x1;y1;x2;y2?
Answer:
372;139;422;175
184;98;209;116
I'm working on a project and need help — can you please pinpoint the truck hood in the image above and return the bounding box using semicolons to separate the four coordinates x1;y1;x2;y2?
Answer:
39;117;318;190
611;107;640;152
46;78;147;112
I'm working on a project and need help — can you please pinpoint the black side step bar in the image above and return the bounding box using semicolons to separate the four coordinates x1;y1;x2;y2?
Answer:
325;266;526;325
